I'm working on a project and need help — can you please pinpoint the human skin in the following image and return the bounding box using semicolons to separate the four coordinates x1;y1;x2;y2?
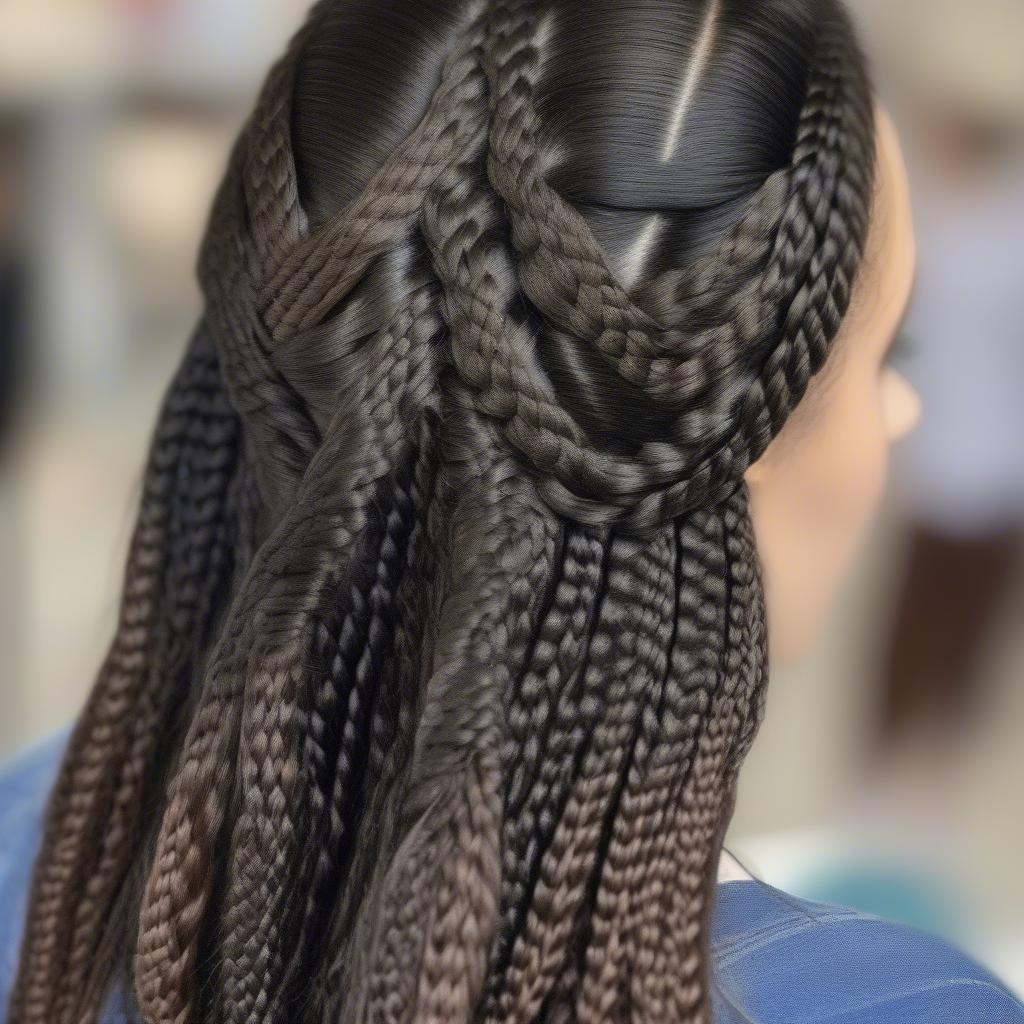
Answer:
746;106;922;666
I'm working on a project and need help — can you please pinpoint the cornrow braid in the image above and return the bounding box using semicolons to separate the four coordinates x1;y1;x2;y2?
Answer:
9;1;877;1023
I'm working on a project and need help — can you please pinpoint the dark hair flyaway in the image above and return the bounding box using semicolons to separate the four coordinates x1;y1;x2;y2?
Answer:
9;1;875;1022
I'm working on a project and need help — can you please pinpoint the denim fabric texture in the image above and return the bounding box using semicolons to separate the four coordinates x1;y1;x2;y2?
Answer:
1;730;1021;1024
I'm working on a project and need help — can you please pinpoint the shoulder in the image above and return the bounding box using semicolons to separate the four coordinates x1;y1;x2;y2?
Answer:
710;877;1024;1024
0;729;71;1018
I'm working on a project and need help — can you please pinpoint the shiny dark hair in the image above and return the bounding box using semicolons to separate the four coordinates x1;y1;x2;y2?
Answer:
10;1;874;1022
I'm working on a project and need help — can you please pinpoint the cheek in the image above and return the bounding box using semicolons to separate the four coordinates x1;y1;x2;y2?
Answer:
809;389;890;556
754;373;891;664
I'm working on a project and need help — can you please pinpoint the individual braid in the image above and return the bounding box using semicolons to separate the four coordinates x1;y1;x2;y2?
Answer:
359;435;438;787
721;493;770;775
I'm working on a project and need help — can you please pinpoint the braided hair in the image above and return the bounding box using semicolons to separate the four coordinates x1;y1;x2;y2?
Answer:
9;1;875;1022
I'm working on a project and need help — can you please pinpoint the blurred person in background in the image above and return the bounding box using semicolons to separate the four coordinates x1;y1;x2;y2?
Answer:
0;2;1022;1024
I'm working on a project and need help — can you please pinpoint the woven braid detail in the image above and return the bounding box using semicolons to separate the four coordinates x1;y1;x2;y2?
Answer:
8;2;876;1023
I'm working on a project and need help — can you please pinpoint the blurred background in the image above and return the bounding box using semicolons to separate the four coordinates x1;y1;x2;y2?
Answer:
0;0;1021;995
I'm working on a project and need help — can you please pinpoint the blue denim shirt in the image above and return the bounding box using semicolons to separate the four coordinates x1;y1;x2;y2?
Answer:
1;730;1021;1024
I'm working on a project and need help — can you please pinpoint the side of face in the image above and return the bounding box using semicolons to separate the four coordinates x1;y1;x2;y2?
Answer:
745;107;922;666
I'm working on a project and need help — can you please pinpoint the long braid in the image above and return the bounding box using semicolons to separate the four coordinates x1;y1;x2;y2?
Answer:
483;532;672;1024
330;425;559;1024
625;512;726;1022
478;526;611;1024
53;332;242;1024
214;276;442;1024
276;444;427;1018
7;327;240;1024
492;527;607;980
315;428;443;1020
573;529;676;1023
407;449;558;1024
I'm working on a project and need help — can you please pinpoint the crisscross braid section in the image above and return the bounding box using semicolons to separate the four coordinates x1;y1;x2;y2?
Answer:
475;0;874;528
